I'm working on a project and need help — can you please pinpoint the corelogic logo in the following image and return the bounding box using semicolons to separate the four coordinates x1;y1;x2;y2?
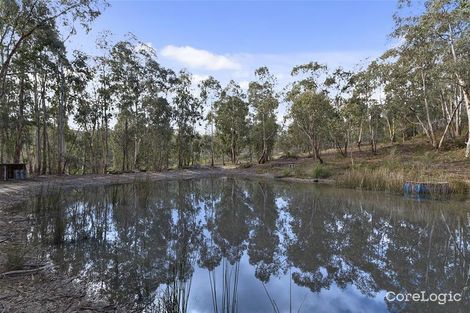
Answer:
386;291;462;305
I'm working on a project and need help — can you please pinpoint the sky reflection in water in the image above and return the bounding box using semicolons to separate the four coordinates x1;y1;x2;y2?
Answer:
23;177;470;312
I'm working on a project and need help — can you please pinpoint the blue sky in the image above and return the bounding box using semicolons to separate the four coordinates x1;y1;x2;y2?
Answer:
72;0;400;72
68;0;406;127
78;0;398;53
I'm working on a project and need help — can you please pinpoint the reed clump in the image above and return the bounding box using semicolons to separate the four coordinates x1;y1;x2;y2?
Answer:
338;166;470;196
337;167;405;193
449;180;470;195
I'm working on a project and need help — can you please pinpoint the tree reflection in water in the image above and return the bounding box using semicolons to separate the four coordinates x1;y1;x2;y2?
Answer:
24;178;470;312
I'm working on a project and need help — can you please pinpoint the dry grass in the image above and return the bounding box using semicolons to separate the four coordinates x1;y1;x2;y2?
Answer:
449;180;470;194
337;167;405;193
256;139;470;196
336;158;470;195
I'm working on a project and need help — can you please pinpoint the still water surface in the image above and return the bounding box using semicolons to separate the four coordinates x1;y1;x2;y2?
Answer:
23;177;470;312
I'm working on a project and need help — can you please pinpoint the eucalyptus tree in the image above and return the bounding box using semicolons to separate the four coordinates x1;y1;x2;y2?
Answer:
29;37;52;174
288;91;333;163
109;38;175;171
277;123;310;157
0;14;59;168
141;53;175;170
173;70;202;168
378;63;401;143
199;76;221;167
348;63;384;154
385;29;440;148
287;62;334;163
70;50;97;173
388;0;470;154
214;80;249;164
109;39;146;171
94;32;114;173
366;61;387;154
5;38;33;164
36;38;64;174
1;0;107;175
325;68;354;156
248;67;279;164
412;0;470;154
0;0;107;98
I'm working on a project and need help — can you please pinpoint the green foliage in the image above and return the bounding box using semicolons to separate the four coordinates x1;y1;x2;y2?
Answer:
248;67;279;164
312;164;331;179
215;81;249;164
1;0;470;176
173;71;203;168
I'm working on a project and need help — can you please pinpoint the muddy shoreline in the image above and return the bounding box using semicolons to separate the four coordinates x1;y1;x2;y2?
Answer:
0;168;332;312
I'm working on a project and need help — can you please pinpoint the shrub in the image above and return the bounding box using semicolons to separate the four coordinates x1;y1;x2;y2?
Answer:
312;164;331;179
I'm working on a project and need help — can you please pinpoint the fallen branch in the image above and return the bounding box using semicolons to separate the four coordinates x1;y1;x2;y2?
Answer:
0;264;54;278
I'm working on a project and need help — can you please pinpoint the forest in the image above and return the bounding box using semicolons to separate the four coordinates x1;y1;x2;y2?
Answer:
1;0;469;176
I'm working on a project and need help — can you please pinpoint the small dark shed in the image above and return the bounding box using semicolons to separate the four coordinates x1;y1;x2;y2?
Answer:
0;164;27;181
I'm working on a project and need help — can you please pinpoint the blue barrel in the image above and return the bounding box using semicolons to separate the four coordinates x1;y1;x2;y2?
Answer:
417;183;428;194
403;182;411;193
404;182;428;194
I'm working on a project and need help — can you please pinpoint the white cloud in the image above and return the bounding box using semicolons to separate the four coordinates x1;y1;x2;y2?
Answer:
160;45;241;71
155;46;383;132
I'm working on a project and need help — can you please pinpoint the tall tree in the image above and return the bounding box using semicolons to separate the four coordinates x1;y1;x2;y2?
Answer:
248;67;279;164
288;91;333;163
109;39;145;171
173;70;202;168
0;0;106;97
389;0;470;155
287;62;334;162
199;76;221;167
214;81;249;164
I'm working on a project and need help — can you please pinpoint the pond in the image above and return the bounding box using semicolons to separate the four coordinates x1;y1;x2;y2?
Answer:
20;177;470;312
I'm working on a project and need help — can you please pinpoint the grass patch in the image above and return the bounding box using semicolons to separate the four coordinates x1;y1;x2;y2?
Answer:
337;167;405;193
280;167;293;177
449;180;470;195
311;164;331;179
337;166;470;196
